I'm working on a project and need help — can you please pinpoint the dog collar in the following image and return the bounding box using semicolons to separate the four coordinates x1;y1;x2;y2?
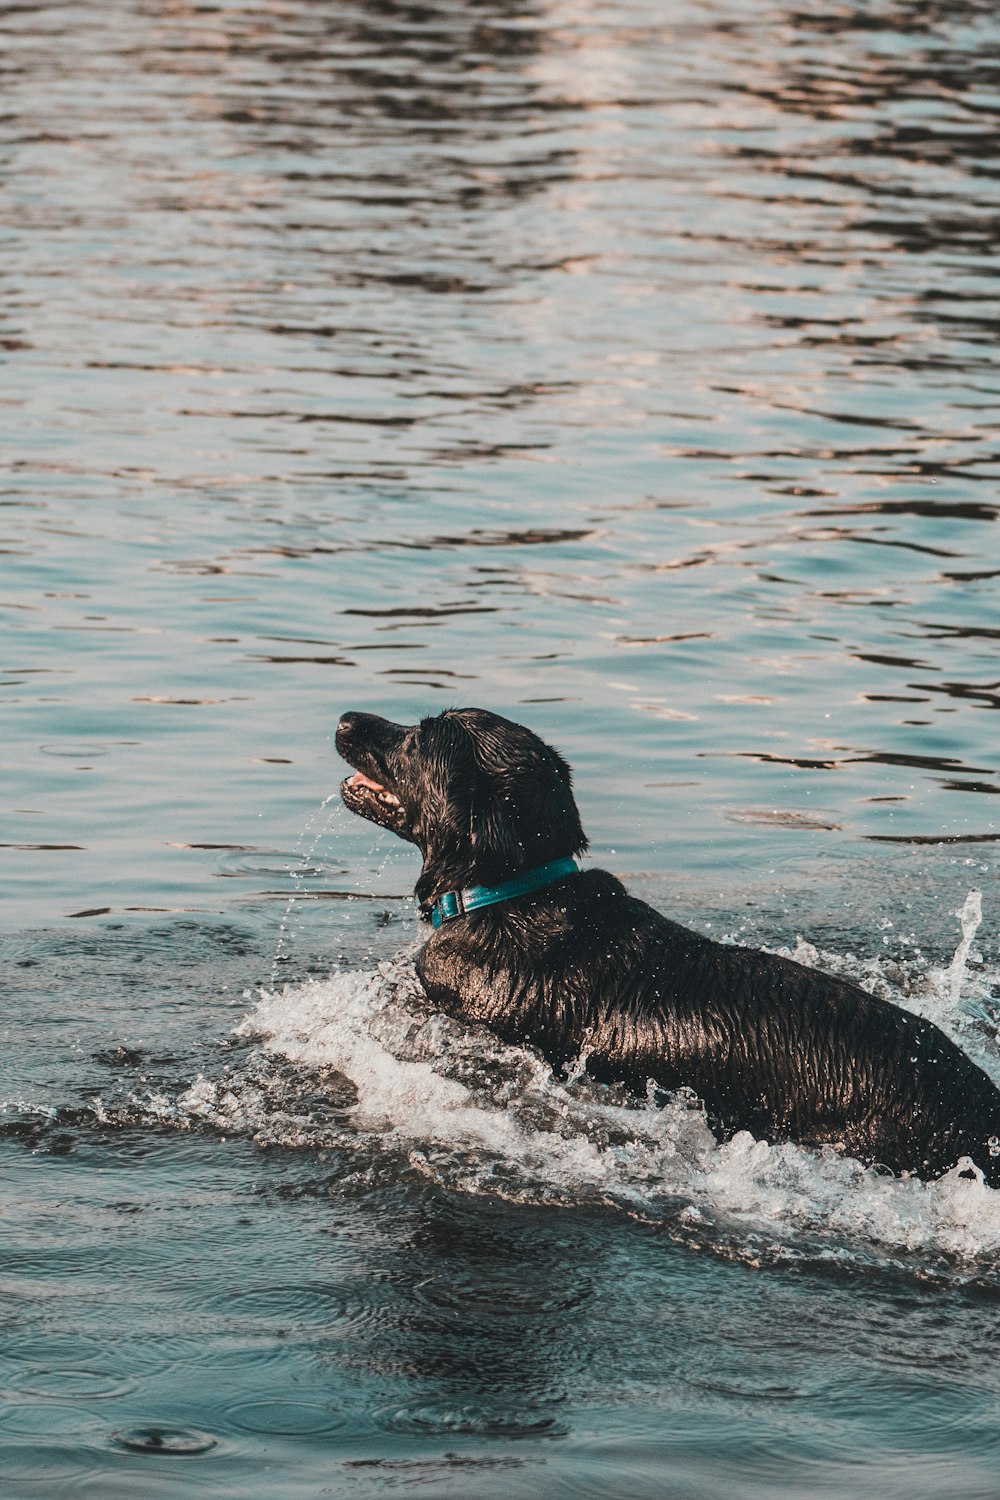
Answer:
426;857;580;929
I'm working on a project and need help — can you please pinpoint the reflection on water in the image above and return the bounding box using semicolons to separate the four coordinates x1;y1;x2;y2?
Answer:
4;0;999;922
3;0;998;1081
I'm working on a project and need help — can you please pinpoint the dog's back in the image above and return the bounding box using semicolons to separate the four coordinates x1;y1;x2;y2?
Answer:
418;867;1000;1183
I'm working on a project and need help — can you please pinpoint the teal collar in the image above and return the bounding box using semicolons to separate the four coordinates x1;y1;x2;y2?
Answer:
426;856;580;929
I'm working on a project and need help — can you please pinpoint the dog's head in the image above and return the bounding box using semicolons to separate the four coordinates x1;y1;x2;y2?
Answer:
336;707;587;909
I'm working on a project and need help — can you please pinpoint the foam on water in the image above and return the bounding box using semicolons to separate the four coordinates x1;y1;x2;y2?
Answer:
144;891;1000;1281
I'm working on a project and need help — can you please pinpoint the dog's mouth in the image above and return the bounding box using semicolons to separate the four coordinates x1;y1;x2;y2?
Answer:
346;770;401;809
340;766;411;837
336;711;417;840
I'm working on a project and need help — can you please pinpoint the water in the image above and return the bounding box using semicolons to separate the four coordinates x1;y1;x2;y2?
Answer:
4;0;1000;1492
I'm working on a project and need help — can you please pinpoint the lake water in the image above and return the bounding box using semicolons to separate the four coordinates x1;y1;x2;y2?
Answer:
4;0;1000;1493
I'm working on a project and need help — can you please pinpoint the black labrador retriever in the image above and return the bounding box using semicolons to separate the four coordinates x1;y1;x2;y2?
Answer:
336;706;1000;1185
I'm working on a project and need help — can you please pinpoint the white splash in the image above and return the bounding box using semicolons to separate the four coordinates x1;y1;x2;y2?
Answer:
932;889;983;1008
777;889;996;1084
178;956;716;1209
165;894;1000;1274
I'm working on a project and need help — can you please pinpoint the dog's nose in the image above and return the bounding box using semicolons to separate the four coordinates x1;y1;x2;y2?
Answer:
336;712;362;753
336;711;402;759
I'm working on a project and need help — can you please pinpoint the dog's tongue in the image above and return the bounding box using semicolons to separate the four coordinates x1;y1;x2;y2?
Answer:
349;771;386;792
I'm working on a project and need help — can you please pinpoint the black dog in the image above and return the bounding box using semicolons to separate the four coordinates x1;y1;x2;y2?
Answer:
337;706;1000;1185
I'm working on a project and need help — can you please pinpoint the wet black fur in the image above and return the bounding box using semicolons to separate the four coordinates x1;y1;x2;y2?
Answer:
337;707;1000;1185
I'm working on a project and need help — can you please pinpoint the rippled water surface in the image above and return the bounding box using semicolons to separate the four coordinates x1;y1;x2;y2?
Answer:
4;0;1000;1494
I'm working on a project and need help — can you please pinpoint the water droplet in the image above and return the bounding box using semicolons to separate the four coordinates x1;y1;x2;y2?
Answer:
109;1426;218;1455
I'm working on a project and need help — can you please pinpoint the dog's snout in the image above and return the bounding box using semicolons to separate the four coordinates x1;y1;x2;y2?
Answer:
335;712;371;760
335;710;402;759
336;712;361;745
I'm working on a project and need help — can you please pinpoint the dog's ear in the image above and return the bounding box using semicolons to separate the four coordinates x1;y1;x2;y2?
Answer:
464;717;587;882
468;776;528;880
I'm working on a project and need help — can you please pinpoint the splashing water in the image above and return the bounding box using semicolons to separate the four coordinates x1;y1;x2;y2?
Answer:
932;890;983;1009
270;794;345;983
120;894;1000;1280
269;800;397;982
